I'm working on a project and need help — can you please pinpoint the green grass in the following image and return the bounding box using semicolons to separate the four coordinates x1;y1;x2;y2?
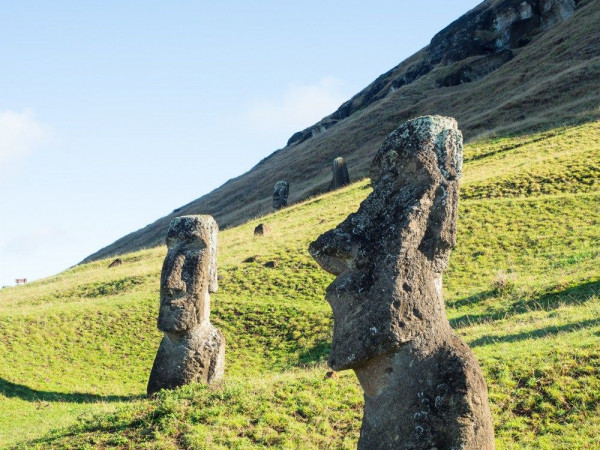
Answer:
1;120;600;448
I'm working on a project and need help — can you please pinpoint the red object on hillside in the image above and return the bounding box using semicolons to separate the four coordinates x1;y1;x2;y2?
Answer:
15;278;27;285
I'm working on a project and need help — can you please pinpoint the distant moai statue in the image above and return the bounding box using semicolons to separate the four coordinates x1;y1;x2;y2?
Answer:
329;156;350;190
147;215;225;396
273;180;289;210
309;116;494;449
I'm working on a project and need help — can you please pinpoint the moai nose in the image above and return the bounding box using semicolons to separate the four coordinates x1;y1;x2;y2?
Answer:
163;260;186;299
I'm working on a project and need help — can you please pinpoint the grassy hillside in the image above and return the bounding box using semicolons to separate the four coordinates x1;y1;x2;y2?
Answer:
1;119;600;448
84;0;600;262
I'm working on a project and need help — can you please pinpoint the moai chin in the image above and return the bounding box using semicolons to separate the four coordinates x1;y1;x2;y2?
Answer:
329;156;350;191
309;116;494;449
273;180;289;210
147;215;225;396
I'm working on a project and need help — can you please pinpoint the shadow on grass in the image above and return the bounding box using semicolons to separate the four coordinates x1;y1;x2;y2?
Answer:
469;317;600;347
447;290;496;309
0;378;144;403
298;341;331;366
450;279;600;329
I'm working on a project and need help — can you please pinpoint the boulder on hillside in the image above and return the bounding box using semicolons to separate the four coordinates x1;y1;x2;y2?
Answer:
254;223;272;236
108;258;122;268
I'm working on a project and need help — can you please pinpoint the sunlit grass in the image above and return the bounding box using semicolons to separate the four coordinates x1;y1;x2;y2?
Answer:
1;120;599;448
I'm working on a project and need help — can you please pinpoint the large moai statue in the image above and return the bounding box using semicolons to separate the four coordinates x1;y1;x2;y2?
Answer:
147;215;225;396
309;116;494;449
329;156;350;190
273;180;289;210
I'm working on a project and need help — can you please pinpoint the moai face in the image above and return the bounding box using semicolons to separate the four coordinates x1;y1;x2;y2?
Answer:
158;215;218;334
309;116;462;371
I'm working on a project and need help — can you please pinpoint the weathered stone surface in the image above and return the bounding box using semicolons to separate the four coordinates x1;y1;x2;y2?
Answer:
309;116;494;449
273;180;289;210
148;215;225;395
108;258;122;268
254;223;271;236
329;157;350;191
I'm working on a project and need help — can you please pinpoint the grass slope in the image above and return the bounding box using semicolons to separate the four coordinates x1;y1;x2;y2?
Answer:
1;120;600;448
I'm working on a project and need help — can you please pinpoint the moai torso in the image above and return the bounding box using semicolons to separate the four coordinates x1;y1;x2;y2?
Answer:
309;116;494;449
147;215;225;395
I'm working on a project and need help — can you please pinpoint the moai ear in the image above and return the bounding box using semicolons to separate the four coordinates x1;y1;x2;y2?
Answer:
208;220;219;293
418;182;459;262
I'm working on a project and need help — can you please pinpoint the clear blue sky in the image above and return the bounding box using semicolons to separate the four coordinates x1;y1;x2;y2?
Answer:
0;0;482;287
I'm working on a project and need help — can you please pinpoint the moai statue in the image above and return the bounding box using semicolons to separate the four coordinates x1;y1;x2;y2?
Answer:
329;156;350;190
147;215;225;396
309;116;494;449
273;180;289;210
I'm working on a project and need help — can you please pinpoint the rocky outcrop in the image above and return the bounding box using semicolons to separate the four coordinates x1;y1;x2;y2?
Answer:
287;0;578;146
147;215;225;395
329;157;350;191
309;116;494;449
273;180;289;210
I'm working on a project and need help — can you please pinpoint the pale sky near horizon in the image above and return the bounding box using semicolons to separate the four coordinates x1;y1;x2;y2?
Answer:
0;0;482;287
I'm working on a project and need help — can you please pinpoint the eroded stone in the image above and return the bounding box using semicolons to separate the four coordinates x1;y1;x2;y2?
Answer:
147;215;225;395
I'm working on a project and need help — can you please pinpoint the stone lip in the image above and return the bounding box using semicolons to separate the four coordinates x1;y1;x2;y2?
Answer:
309;115;462;371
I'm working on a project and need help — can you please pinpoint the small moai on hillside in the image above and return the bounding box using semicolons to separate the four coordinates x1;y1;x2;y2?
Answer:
329;156;350;190
147;215;225;396
273;180;289;210
309;116;494;449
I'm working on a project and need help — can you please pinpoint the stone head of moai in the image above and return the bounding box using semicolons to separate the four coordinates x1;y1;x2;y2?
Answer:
158;215;218;334
273;180;289;210
309;116;493;448
310;116;462;370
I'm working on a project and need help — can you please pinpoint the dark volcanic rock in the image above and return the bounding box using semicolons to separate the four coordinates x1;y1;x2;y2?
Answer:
329;157;350;191
288;0;578;147
309;116;494;449
273;180;289;210
254;223;272;236
438;49;514;87
147;215;225;395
